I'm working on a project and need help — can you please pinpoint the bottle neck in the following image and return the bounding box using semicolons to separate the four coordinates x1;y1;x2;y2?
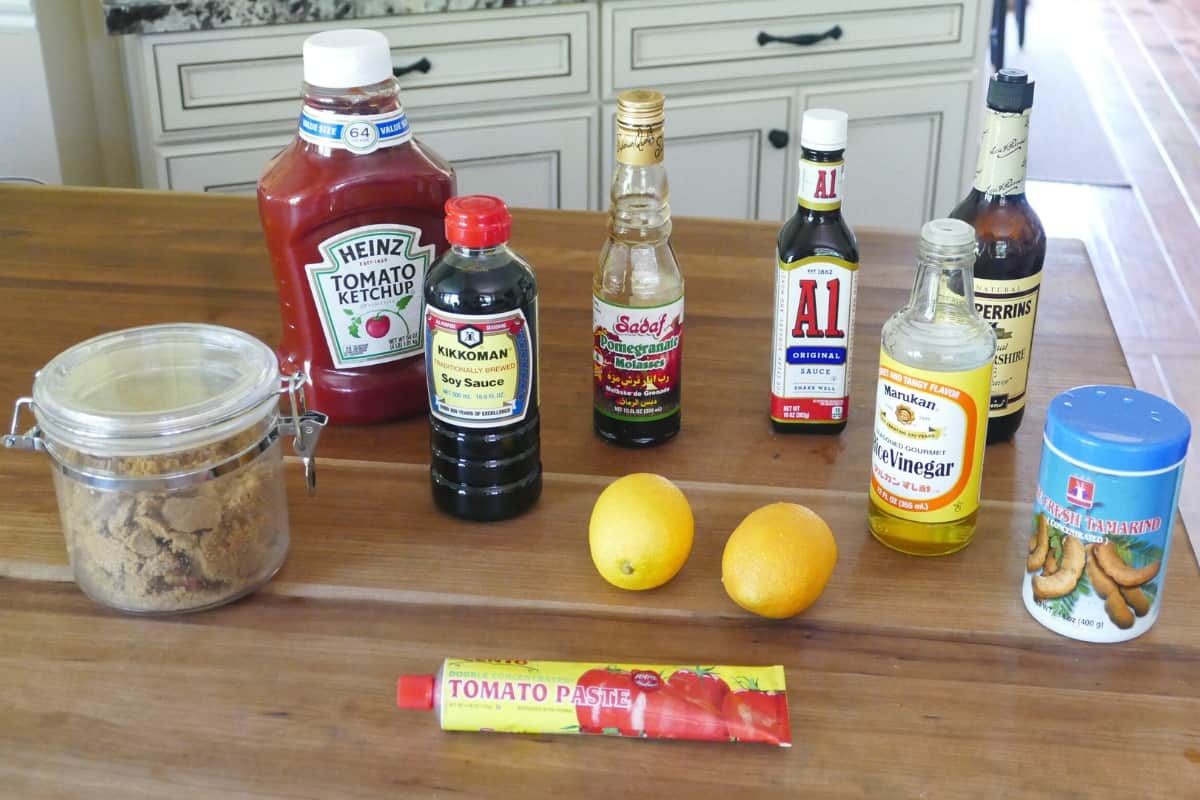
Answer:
796;147;845;214
972;106;1031;197
611;120;670;236
298;77;412;154
908;241;978;323
450;243;507;258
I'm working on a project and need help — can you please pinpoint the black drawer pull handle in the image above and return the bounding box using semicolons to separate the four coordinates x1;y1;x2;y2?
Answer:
757;25;843;47
768;129;790;149
393;57;432;78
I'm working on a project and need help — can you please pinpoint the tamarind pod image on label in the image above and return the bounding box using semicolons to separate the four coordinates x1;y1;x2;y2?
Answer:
1120;585;1152;617
1032;535;1085;600
1085;544;1135;629
1094;540;1161;588
1026;514;1049;572
1042;548;1059;576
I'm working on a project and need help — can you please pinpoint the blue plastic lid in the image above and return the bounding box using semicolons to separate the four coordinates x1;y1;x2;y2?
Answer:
1044;385;1191;473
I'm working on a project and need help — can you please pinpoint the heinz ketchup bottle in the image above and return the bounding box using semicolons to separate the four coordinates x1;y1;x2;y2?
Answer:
258;29;455;424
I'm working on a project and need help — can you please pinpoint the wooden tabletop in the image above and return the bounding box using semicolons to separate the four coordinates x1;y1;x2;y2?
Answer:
0;186;1196;798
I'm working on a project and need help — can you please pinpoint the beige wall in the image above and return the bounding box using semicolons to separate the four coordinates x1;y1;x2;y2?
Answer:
0;0;137;186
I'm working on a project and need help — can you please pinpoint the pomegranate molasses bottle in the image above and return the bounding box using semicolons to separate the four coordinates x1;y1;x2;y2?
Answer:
258;29;455;425
769;108;859;435
593;89;684;448
425;196;542;521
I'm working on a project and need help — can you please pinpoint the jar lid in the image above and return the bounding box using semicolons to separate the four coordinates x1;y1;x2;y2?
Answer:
32;324;281;455
1044;385;1191;474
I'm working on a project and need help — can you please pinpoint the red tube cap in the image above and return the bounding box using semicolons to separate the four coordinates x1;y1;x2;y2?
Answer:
444;195;512;248
396;674;436;710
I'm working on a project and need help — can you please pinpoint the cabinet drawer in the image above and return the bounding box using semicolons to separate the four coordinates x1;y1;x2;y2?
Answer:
605;0;977;94
159;108;598;212
141;6;593;135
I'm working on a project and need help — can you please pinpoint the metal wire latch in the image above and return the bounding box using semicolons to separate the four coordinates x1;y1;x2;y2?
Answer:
278;372;327;494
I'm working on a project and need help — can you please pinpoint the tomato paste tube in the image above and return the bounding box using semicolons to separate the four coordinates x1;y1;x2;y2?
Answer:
396;658;790;746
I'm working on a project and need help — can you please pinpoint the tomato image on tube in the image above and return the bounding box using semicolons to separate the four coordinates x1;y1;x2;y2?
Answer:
397;658;791;746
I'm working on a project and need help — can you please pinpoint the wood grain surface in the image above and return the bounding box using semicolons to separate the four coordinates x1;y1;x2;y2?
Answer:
0;186;1196;798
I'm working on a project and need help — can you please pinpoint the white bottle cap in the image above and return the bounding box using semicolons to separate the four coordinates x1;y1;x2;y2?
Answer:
921;218;976;248
303;29;394;89
800;108;849;151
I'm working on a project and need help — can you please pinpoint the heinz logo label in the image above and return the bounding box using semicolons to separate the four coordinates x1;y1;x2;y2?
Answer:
1066;476;1095;509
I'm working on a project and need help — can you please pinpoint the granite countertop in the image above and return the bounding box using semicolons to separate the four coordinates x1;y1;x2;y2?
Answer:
103;0;588;35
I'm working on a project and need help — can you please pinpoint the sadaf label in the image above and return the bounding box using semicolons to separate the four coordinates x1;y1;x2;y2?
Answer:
592;295;683;422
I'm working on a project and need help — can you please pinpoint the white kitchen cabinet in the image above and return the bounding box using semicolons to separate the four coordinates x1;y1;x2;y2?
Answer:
601;90;794;220
161;108;598;211
799;74;975;232
119;0;990;230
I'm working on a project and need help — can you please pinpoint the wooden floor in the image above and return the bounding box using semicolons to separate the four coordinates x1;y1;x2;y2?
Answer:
1021;0;1200;559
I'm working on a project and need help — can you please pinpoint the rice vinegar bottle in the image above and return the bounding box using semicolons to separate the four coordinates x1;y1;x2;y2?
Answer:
867;219;996;556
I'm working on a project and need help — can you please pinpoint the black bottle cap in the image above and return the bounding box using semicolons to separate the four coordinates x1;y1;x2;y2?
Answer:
987;68;1035;112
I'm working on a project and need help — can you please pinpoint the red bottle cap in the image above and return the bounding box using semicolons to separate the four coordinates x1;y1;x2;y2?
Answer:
444;195;512;248
396;674;436;710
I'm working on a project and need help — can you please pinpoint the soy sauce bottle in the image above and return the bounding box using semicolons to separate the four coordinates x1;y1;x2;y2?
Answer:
424;196;541;521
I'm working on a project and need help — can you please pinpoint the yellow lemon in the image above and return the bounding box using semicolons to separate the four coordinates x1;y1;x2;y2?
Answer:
722;502;837;618
589;473;694;591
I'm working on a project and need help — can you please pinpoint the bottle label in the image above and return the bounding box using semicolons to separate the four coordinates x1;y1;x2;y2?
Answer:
298;105;412;154
425;306;535;429
869;353;992;523
593;295;683;422
305;224;434;368
975;273;1041;416
616;122;664;166
1023;436;1183;643
434;658;789;745
770;254;857;424
973;109;1030;195
797;158;844;211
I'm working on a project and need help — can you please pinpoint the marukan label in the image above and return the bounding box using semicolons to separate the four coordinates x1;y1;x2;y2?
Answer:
593;296;683;423
306;224;433;368
869;353;991;523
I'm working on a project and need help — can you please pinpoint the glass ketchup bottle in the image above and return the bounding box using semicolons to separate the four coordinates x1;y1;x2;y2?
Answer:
258;29;455;424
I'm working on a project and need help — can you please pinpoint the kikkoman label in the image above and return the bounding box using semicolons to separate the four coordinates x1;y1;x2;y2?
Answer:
770;254;858;424
975;272;1041;415
869;353;991;523
298;105;412;154
426;306;535;429
593;296;683;422
973;109;1030;196
797;158;844;211
306;224;434;368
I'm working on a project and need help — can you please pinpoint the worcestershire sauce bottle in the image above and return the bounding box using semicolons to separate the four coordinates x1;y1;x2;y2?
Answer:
950;69;1045;443
425;196;541;521
770;108;859;434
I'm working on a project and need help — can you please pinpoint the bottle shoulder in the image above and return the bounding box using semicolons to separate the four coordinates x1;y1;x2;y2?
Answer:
258;137;456;205
777;210;859;264
881;311;996;373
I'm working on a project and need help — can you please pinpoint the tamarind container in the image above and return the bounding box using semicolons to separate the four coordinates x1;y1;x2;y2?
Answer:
1022;385;1190;642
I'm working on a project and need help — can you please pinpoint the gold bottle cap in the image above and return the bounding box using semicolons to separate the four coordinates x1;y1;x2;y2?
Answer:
616;89;665;128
